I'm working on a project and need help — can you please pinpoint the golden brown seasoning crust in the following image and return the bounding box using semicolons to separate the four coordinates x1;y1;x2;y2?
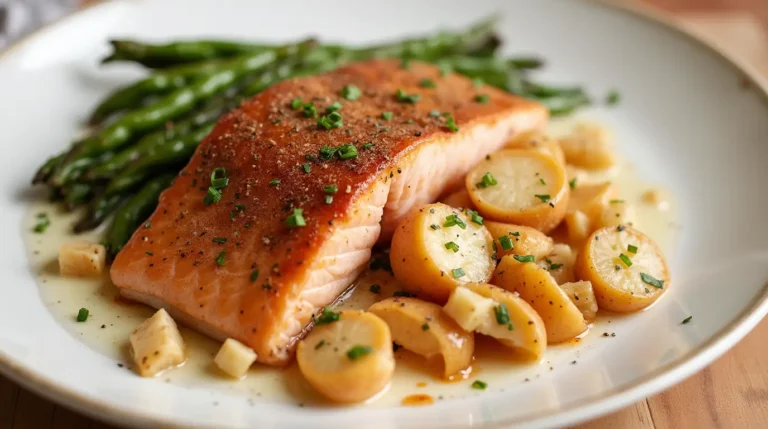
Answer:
111;59;541;361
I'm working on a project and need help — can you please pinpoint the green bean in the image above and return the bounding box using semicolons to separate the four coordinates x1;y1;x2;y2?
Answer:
105;124;215;196
105;174;176;258
74;193;124;233
101;40;286;68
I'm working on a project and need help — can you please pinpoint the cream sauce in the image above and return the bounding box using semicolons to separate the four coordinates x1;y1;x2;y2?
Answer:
23;159;678;407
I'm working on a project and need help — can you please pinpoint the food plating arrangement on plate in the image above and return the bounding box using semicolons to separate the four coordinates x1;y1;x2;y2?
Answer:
25;16;679;406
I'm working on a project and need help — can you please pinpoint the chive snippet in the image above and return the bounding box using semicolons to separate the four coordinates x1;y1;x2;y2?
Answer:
215;250;226;266
444;113;459;132
628;244;638;254
324;195;333;204
429;109;441;118
569;178;577;189
451;268;466;278
33;213;50;233
619;253;633;267
498;235;513;251
681;316;693;324
606;89;621;106
381;111;393;121
317;111;343;130
546;258;563;270
337;144;358;160
476;172;497;188
315;307;341;325
362;142;374;151
471;380;487;390
430;224;440;230
290;97;302;109
302;163;311;173
443;214;467;229
445;241;460;253
513;255;535;263
210;167;229;189
467;209;484;225
250;270;259;282
286;208;306;228
494;303;510;325
346;345;373;360
269;179;280;187
341;85;361;101
203;187;221;205
395;89;421;103
326;101;342;113
419;78;436;88
534;194;551;203
323;184;338;194
212;237;227;244
314;339;326;350
474;94;490;104
76;308;89;322
640;273;664;288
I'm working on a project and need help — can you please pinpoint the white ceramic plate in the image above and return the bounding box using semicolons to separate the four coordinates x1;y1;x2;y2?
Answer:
2;1;768;428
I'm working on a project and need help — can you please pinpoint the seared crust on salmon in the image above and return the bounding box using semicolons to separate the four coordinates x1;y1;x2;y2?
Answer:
111;59;547;365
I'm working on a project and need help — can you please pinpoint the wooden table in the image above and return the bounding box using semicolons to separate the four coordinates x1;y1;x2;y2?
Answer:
2;5;768;429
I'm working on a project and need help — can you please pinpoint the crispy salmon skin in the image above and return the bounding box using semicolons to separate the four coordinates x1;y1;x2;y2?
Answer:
111;59;547;365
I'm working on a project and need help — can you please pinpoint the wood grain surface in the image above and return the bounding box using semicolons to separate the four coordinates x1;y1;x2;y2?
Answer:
2;4;768;429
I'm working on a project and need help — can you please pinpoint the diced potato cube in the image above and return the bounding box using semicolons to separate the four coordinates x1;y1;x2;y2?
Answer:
564;210;591;244
443;286;495;332
558;123;616;170
59;241;106;277
214;338;257;379
130;309;186;377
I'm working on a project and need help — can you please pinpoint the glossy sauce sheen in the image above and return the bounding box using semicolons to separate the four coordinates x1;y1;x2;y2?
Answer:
25;152;678;407
110;59;545;364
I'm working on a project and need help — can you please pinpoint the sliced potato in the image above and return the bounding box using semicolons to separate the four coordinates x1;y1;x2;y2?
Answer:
444;284;546;360
597;199;635;229
558;122;616;169
296;310;394;403
493;256;587;344
484;221;553;261
59;240;107;277
506;131;566;165
390;203;495;303
564;210;591;244
130;309;186;377
560;281;598;322
466;150;569;233
539;243;576;285
368;297;473;378
214;338;257;379
576;226;670;312
441;188;475;210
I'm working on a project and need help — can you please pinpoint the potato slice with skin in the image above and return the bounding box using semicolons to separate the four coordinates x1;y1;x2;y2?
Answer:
506;131;566;166
444;283;546;360
539;243;577;285
558;122;616;170
484;221;553;261
390;203;494;303
560;281;598;322
368;297;474;378
493;256;587;344
440;188;475;210
576;226;670;312
466;150;569;233
296;310;394;403
130;309;186;377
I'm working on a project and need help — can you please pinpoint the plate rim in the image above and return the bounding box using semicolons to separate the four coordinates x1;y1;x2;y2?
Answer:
1;1;767;428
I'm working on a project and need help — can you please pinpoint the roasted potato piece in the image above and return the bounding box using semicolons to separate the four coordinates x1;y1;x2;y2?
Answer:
564;210;592;244
540;243;577;285
440;188;475;209
558;122;616;169
444;284;546;360
214;338;257;379
368;297;474;377
493;256;587;343
390;203;495;303
296;310;394;403
59;240;106;277
466;150;569;233
484;221;553;261
576;226;670;312
560;281;598;322
506;131;566;165
129;309;186;377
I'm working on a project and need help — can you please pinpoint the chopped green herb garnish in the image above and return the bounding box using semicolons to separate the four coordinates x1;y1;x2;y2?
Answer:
314;339;326;350
346;345;373;360
212;237;227;244
324;195;333;204
510;232;520;237
323;184;338;194
302;102;317;118
627;244;638;254
215;250;226;266
467;209;484;225
362;142;374;150
421;323;430;331
290;97;303;109
546;258;563;270
341;85;361;101
444;113;459;132
286;208;306;228
419;78;436;88
681;316;693;325
474;94;490;104
33;213;50;233
606;89;621;106
443;214;467;229
326;101;342;113
302;163;311;173
535;194;551;203
430;224;440;230
429;109;441;118
539;178;546;185
395;89;421;103
315;307;341;325
451;268;466;278
369;284;381;294
471;380;487;390
319;145;337;160
269;179;280;187
619;253;632;267
144;221;151;229
494;303;510;325
250;270;259;282
498;235;513;250
640;273;664;288
317;111;343;130
210;167;229;189
513;255;535;263
381;111;393;121
476;172;498;188
610;199;625;204
76;308;89;322
337;144;358;160
145;251;153;256
203;187;221;205
569;178;577;189
445;241;460;253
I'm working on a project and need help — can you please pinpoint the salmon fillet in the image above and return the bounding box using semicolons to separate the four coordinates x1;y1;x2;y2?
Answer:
111;59;547;365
